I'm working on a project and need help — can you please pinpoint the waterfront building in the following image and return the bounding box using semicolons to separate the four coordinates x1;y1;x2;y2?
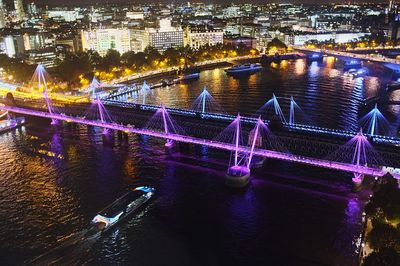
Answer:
126;18;184;53
287;31;370;46
14;0;25;21
81;28;132;56
47;9;81;22
129;29;149;52
145;18;184;52
23;33;45;51
184;26;223;50
26;48;58;68
0;35;25;57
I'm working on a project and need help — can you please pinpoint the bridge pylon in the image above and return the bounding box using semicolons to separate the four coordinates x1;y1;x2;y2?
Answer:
369;104;378;136
94;94;110;134
352;129;368;185
289;96;295;125
226;113;250;188
35;64;57;125
161;105;174;148
272;94;286;123
43;89;57;125
247;116;263;169
201;87;208;113
88;77;101;99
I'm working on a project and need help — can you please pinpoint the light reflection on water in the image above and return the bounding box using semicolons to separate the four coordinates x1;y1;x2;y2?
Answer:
0;58;396;265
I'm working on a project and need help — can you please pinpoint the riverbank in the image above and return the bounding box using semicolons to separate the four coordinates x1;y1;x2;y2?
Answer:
0;56;260;105
109;55;260;85
357;175;400;265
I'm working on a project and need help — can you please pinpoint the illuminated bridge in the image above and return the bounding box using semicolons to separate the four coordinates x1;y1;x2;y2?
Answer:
1;101;399;186
295;47;400;65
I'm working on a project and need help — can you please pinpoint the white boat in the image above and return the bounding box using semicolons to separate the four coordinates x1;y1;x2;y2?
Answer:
0;116;25;133
92;186;155;232
225;63;263;76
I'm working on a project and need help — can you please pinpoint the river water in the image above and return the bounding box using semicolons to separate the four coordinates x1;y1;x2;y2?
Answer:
1;57;399;265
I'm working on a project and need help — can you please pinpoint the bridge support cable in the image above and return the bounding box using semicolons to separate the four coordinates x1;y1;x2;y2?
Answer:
234;114;241;167
161;105;174;147
370;104;378;136
87;77;101;99
352;129;368;184
247;116;262;169
272;94;286;123
289;96;295;125
190;86;224;114
96;96;109;134
42;89;58;125
145;105;185;147
359;104;393;136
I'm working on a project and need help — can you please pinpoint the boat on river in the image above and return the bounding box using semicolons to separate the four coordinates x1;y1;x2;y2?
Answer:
28;186;155;264
92;186;155;232
343;60;362;71
306;53;323;62
225;63;262;76
0;115;25;134
178;67;200;82
348;68;368;78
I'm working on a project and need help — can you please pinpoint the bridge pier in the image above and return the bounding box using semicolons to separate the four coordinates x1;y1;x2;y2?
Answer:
225;166;250;188
352;173;364;186
165;139;175;148
50;119;58;125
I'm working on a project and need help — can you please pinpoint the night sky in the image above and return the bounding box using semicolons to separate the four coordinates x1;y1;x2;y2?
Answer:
4;0;390;7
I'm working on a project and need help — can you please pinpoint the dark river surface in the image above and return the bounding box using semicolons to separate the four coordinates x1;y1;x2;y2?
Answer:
1;57;399;265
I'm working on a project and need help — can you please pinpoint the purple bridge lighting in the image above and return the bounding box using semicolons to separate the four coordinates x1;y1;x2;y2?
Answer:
1;104;399;181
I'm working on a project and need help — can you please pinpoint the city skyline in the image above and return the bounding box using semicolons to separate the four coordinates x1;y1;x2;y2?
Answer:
0;0;394;7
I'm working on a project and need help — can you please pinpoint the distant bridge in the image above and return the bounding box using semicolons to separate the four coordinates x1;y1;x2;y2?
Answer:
295;47;400;65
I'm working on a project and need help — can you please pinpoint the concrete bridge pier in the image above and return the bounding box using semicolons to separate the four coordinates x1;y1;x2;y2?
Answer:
165;139;175;148
225;166;251;188
352;173;364;187
164;140;177;155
